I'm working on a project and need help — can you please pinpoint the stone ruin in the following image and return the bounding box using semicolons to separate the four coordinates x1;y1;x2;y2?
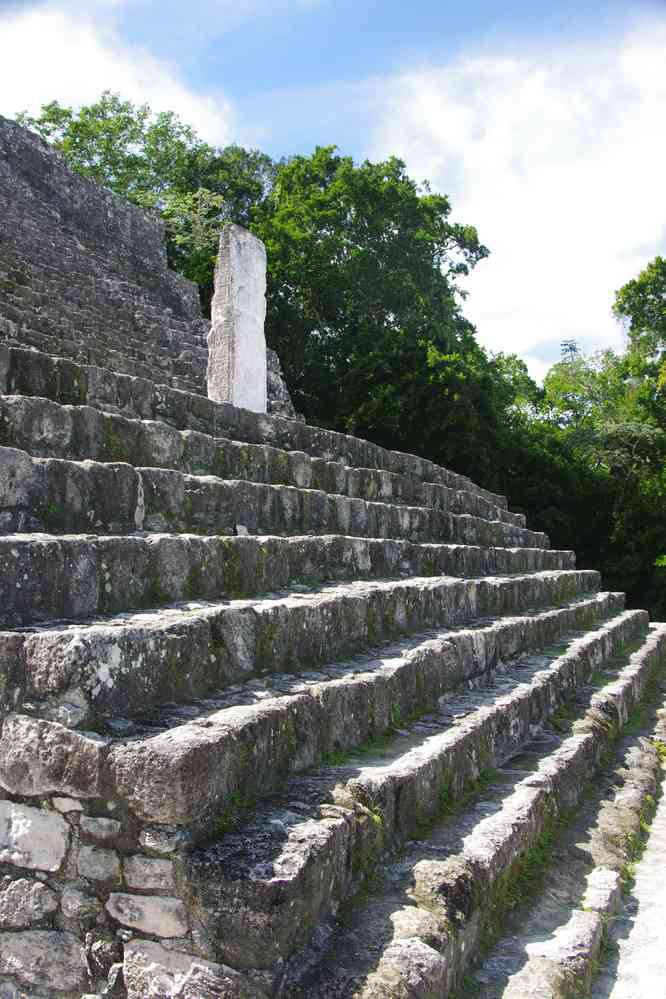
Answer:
0;114;664;999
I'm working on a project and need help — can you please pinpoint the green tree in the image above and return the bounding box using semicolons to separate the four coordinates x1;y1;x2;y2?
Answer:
251;145;501;474
17;93;198;202
614;255;666;359
541;327;666;617
614;255;666;425
161;188;226;287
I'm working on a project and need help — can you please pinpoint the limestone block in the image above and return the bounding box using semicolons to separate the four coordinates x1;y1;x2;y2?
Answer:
582;865;621;914
525;908;602;962
0;714;106;798
52;796;84;813
207;224;267;413
77;844;121;882
266;348;301;421
0;801;69;872
139;826;187;855
0;929;87;991
0;878;58;928
0;446;44;516
79;816;122;842
363;937;448;999
124;855;176;892
106;893;188;937
61;887;103;922
123;940;266;999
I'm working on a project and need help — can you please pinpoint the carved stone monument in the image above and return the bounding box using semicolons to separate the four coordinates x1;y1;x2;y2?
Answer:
206;223;268;413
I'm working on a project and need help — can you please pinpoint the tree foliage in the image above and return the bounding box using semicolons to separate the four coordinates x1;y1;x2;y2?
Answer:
17;93;199;202
251;146;497;471
541;292;666;616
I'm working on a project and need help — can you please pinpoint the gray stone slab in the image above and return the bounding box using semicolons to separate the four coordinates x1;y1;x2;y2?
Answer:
207;225;267;413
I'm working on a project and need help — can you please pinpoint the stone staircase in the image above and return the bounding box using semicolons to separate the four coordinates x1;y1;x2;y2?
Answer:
1;335;665;999
0;117;208;399
1;118;665;999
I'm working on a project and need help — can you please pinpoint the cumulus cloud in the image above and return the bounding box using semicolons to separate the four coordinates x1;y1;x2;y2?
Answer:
0;4;234;144
369;19;666;379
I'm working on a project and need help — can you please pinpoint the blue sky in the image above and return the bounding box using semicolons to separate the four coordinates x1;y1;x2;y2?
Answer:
126;0;654;137
1;0;665;377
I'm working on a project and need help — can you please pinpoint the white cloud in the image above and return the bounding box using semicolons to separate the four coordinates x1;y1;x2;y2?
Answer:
369;20;666;380
0;5;234;144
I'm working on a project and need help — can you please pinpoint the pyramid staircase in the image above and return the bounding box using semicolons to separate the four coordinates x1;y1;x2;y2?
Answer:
0;118;664;999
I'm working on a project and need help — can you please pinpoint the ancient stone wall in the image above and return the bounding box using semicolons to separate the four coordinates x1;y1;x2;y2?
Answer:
0;115;298;416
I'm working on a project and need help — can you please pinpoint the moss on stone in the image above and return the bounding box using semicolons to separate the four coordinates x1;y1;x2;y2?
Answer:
101;423;130;463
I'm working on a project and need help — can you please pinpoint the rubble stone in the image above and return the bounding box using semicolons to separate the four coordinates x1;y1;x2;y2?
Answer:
124;856;175;892
78;845;121;883
106;893;188;937
0;801;69;872
0;930;87;991
80;817;122;842
0;878;58;928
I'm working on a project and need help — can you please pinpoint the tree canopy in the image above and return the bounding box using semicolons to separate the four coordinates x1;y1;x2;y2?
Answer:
16;93;666;618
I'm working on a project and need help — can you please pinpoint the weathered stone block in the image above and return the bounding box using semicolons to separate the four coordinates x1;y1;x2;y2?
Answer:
139;826;188;855
0;715;106;798
79;816;122;842
123;940;265;999
52;796;85;813
0;929;87;991
124;855;176;892
0;878;58;928
0;801;69;872
61;887;103;922
105;893;188;937
77;844;121;883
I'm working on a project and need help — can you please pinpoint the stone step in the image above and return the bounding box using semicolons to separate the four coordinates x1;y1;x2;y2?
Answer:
0;569;597;729
0;591;616;814
0;287;208;363
0;532;574;627
0;394;525;527
0;232;206;343
468;703;666;999
277;621;666;999
0;446;546;548
175;609;650;987
0;299;208;366
100;592;622;831
143;469;540;547
0;601;635;999
0;283;208;355
0;322;205;396
0;343;509;510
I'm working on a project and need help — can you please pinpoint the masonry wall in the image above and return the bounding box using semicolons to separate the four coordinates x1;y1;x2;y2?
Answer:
0;116;300;417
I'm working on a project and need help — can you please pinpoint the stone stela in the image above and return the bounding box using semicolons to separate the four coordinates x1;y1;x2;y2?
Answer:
206;223;268;413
